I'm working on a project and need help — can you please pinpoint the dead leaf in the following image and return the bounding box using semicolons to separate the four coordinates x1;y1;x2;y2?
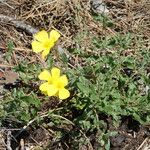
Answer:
0;71;5;78
4;70;19;84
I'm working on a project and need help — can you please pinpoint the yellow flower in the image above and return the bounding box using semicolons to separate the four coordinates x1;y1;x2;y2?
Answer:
32;30;60;58
38;67;70;100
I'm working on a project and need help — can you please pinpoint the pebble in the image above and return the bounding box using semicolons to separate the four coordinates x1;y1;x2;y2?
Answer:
90;0;109;14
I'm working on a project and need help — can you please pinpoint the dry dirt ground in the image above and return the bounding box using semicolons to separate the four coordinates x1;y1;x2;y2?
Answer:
0;0;150;149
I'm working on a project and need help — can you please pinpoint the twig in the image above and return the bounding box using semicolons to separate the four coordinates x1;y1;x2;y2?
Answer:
0;128;21;131
0;130;7;148
23;114;49;130
137;137;148;150
0;14;39;35
7;131;12;150
0;64;14;68
0;45;32;52
0;0;14;9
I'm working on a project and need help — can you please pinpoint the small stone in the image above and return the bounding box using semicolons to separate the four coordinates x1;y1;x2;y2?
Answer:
90;0;109;14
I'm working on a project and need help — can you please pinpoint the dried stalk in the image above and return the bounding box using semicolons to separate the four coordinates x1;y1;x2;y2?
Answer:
7;131;12;150
0;14;39;35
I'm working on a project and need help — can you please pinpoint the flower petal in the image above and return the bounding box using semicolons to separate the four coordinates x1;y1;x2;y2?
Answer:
49;30;60;43
39;82;49;91
51;67;60;78
59;75;68;86
42;91;48;96
41;49;50;59
59;88;70;100
34;30;48;42
31;41;43;53
38;70;51;81
47;85;58;96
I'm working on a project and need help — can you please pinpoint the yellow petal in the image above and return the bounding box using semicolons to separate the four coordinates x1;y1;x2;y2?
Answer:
39;82;49;91
34;30;48;42
41;49;50;59
51;67;60;78
59;75;68;86
49;30;60;43
42;91;48;96
47;85;58;96
31;41;43;53
38;70;51;81
42;39;54;50
59;88;70;100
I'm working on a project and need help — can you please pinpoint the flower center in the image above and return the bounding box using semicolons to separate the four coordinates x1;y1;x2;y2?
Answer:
43;41;50;49
55;81;64;89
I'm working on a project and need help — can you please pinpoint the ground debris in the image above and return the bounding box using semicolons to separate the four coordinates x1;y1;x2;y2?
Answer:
0;131;6;150
0;14;38;35
90;0;109;14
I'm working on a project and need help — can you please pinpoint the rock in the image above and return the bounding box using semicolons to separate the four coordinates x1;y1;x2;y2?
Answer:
90;0;109;14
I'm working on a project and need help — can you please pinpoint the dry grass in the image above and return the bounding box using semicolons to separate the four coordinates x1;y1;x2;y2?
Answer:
0;0;149;52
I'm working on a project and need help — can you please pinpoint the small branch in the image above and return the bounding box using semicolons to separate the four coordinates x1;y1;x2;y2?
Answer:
0;0;14;9
0;64;14;68
137;137;148;150
7;131;12;150
0;14;39;35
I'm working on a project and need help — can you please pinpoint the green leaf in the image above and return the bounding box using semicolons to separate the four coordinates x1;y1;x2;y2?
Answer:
21;95;41;107
105;140;110;150
20;112;30;122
